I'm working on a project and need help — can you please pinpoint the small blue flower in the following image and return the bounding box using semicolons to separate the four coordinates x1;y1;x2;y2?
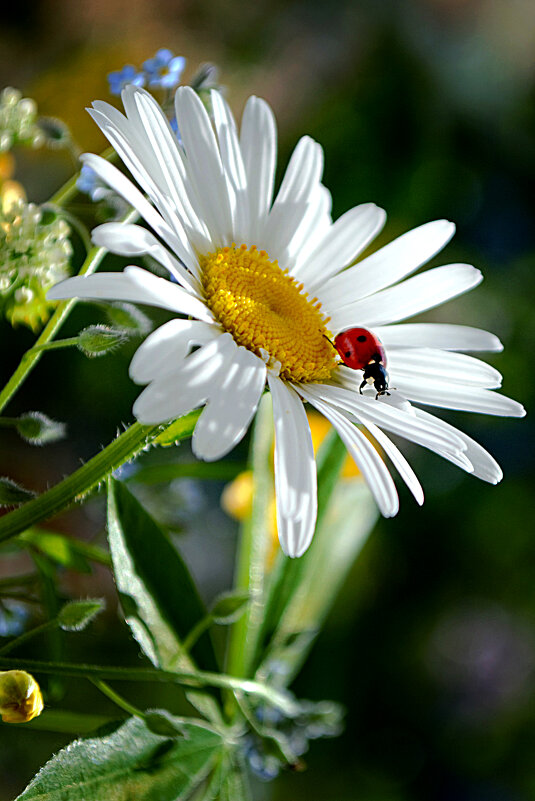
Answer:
143;49;186;90
77;164;112;202
169;116;182;143
107;65;145;97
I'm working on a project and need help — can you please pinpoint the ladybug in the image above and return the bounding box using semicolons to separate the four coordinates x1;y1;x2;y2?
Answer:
333;327;391;399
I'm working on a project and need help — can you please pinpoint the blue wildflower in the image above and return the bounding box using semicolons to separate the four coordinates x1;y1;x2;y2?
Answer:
77;164;112;202
169;116;182;143
143;49;186;90
107;65;145;97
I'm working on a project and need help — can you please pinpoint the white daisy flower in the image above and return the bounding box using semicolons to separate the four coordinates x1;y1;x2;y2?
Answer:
48;85;525;557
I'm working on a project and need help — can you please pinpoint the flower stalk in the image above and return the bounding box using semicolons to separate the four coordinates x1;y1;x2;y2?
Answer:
0;412;200;545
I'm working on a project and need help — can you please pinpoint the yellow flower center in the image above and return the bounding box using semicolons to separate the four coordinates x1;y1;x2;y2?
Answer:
201;244;338;382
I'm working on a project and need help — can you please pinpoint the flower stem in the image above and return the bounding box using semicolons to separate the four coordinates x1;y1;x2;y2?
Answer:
0;206;138;416
0;619;57;657
27;338;80;354
47;173;80;208
47;145;116;208
225;395;273;681
182;615;214;655
0;411;200;546
91;679;146;719
0;656;299;716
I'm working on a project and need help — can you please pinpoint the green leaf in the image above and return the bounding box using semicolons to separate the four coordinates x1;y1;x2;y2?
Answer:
153;415;202;448
210;591;250;624
57;598;105;632
0;477;36;506
127;461;242;484
144;709;186;738
15;714;223;801
107;478;218;674
19;529;91;573
260;462;378;683
15;412;66;446
253;430;378;683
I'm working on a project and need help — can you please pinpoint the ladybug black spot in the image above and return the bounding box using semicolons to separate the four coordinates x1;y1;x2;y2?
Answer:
345;351;351;357
357;335;367;342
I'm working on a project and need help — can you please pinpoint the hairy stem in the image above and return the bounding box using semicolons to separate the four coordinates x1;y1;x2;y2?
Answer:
0;411;200;546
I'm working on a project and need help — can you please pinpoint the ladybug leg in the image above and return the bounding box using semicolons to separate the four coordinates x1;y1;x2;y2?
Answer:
359;379;367;395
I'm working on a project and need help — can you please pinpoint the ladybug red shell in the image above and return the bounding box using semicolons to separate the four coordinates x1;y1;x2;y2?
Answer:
333;327;391;399
334;327;387;370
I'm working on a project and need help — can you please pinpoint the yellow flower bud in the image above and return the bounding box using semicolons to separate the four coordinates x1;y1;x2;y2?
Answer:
0;670;44;723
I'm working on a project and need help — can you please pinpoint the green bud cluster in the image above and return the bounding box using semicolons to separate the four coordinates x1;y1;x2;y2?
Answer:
0;199;72;331
0;88;44;152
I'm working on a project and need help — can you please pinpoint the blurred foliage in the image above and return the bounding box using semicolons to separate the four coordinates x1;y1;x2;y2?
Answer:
1;0;534;799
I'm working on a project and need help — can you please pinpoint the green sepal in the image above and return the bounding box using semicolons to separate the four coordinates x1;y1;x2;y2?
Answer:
57;598;105;632
0;477;36;506
77;324;129;357
210;591;250;624
15;412;66;446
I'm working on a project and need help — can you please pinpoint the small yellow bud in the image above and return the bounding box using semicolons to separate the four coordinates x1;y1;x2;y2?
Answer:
0;670;44;723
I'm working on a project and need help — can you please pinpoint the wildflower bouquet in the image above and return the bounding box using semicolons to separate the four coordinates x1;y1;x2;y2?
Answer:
0;50;524;799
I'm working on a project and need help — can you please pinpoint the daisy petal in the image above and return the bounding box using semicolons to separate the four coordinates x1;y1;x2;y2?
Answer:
81;153;178;248
304;394;399;517
392;376;526;417
48;266;213;322
286;184;333;272
87;107;164;207
412;408;503;484
374;323;503;352
211;90;250;242
126;87;212;255
129;319;222;384
272;135;323;207
298;203;387;286
300;381;469;464
133;333;235;423
268;375;317;558
193;346;266;461
92;223;201;295
357;415;424;505
175;86;233;245
328;264;483;330
261;137;323;258
240;96;277;241
387;348;502;389
320;219;456;307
